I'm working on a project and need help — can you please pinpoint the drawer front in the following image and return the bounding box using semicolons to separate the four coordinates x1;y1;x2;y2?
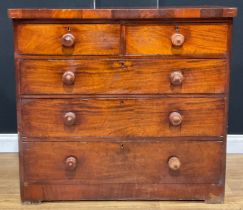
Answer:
126;24;228;56
20;59;227;94
23;141;223;184
16;24;120;55
21;98;225;138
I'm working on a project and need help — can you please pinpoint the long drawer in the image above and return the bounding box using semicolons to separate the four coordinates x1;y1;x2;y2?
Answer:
15;23;228;56
23;141;223;184
20;59;227;95
21;98;225;138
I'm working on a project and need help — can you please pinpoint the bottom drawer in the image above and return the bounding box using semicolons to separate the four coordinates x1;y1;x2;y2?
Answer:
23;140;223;185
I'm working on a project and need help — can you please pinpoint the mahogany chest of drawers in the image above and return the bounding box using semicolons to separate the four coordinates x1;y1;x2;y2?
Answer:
9;7;237;203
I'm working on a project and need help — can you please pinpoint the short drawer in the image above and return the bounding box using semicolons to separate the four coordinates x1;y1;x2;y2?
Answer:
20;59;227;94
21;98;225;138
15;24;120;55
23;141;223;184
126;24;228;56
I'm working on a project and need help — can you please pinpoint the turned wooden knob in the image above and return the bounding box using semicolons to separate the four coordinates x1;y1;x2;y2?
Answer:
62;71;75;85
170;71;184;86
171;33;185;47
65;156;77;170
64;112;76;126
168;156;181;171
169;112;183;126
61;33;75;47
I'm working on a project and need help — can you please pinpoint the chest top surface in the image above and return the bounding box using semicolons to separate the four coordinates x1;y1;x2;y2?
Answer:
8;7;237;20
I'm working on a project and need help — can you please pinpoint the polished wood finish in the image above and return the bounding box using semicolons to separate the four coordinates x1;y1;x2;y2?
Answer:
21;98;225;138
16;24;120;55
61;33;75;47
9;7;237;203
63;112;76;126
171;33;185;47
8;7;237;19
22;183;225;202
65;156;78;171
62;71;75;86
168;156;181;171
170;71;184;86
169;112;183;126
23;141;223;184
20;59;227;94
1;153;243;208
126;24;229;55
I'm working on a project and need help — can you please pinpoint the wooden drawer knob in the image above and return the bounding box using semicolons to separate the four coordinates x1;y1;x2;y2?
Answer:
168;156;181;171
171;33;185;47
64;112;76;126
170;71;184;86
169;112;182;126
62;71;75;85
61;33;75;47
65;156;77;170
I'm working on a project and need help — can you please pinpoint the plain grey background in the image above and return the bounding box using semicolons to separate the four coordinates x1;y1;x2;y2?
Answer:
0;0;241;133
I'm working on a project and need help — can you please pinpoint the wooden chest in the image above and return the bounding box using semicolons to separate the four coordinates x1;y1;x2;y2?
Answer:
9;7;237;203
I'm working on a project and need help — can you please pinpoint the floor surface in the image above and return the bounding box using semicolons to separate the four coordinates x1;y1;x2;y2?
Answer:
0;153;242;210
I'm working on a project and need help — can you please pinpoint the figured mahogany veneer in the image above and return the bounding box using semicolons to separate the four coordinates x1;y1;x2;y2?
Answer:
20;59;227;94
15;23;228;56
23;141;223;184
21;98;225;138
9;7;237;203
16;24;120;55
126;24;229;56
9;7;237;19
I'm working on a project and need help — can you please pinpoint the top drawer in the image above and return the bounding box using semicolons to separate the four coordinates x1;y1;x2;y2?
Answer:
126;24;229;56
15;23;229;56
15;24;120;55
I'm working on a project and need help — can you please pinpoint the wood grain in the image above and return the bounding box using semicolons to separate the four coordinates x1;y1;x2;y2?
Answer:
22;183;224;202
8;7;237;19
9;7;236;203
1;153;243;208
22;141;223;184
126;24;229;56
20;59;227;94
16;24;120;55
21;98;225;138
21;142;224;202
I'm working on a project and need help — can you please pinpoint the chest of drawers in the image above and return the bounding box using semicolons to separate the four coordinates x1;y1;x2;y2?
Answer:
9;7;237;203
